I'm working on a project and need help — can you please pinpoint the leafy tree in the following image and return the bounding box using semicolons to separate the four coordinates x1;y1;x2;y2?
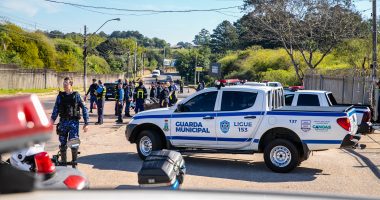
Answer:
210;20;238;53
193;28;211;46
0;32;12;50
242;0;367;80
87;55;111;74
176;41;192;49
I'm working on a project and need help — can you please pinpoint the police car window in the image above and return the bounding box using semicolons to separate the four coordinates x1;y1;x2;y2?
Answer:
221;91;258;111
285;94;294;106
327;93;338;105
182;91;217;112
297;94;320;106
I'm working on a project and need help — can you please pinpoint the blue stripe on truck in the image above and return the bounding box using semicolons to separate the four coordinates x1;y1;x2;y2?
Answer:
302;140;342;144
134;111;350;119
166;136;341;144
266;111;346;117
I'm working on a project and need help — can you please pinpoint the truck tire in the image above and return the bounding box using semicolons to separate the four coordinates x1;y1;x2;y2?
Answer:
136;130;163;160
263;139;300;173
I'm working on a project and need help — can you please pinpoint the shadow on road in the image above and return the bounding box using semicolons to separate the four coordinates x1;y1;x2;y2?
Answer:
79;152;324;183
346;149;380;179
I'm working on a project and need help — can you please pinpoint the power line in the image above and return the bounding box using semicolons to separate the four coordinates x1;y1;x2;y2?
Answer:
44;0;241;13
70;4;160;17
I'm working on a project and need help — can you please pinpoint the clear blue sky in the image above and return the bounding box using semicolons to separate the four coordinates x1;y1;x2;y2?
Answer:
0;0;375;45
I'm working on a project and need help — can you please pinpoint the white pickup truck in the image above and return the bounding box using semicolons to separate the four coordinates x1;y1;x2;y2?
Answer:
284;90;372;135
126;86;359;173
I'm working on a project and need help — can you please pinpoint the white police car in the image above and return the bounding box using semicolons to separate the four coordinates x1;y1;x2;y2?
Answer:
126;85;359;172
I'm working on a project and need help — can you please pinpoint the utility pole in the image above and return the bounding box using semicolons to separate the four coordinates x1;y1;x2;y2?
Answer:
134;42;137;79
163;47;166;72
83;25;87;93
372;0;378;121
194;56;197;85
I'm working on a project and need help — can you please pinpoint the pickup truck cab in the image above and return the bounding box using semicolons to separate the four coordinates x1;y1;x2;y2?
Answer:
285;90;372;134
126;86;359;173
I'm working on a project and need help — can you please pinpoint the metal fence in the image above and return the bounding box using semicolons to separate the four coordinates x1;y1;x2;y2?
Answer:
304;74;372;105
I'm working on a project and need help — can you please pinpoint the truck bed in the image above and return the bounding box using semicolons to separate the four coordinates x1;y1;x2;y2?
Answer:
274;106;353;112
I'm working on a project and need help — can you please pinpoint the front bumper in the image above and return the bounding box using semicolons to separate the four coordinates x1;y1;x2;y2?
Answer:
340;134;361;148
125;123;137;142
357;122;374;135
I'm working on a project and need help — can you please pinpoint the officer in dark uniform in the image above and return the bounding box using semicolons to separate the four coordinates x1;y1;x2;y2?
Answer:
51;77;89;167
160;82;170;108
95;80;106;125
116;82;124;123
86;79;98;113
114;79;123;116
133;80;148;114
124;80;133;117
156;82;162;99
150;82;156;99
168;81;178;106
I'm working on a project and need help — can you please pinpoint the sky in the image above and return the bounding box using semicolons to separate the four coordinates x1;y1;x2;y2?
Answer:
0;0;375;45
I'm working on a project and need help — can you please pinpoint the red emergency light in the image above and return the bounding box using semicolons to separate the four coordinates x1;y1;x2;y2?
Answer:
0;95;52;153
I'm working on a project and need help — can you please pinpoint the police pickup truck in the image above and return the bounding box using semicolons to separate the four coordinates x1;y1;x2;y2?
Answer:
126;86;359;173
284;90;372;135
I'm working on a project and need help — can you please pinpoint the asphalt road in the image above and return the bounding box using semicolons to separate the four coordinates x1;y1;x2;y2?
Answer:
38;91;380;198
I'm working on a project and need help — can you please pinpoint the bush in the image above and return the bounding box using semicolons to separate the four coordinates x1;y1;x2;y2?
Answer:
87;55;111;74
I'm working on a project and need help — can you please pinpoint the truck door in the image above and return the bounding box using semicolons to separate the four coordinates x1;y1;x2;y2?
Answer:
170;91;219;147
215;90;263;148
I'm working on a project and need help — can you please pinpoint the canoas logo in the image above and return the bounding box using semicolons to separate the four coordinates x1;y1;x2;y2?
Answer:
220;120;230;134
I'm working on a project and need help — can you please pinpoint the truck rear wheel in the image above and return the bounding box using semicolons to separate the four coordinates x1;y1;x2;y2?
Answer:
263;139;300;173
136;130;163;160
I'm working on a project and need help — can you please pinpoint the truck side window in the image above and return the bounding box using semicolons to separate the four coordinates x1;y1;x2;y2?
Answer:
182;91;218;112
297;94;320;106
221;91;258;111
285;94;294;106
327;93;338;105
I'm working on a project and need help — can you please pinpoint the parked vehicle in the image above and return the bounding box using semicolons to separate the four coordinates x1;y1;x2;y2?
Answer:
104;82;117;100
152;70;161;78
126;85;359;173
285;90;372;135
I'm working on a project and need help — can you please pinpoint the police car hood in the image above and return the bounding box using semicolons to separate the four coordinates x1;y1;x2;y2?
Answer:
133;107;172;117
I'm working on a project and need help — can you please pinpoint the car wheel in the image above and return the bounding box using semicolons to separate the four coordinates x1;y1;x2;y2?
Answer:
263;139;300;173
136;130;163;160
106;97;109;101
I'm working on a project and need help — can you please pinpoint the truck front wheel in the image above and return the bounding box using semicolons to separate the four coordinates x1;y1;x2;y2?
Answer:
136;130;163;160
263;139;300;173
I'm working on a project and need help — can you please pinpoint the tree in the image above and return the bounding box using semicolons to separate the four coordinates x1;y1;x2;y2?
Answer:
234;15;282;49
210;20;239;53
0;32;12;50
193;28;211;46
176;41;192;49
242;0;366;80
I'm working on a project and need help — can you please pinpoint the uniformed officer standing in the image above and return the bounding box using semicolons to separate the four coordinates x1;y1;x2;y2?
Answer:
156;82;162;99
95;80;106;125
133;80;148;114
150;82;156;99
168;81;178;106
114;79;123;116
124;80;133;117
160;82;170;108
51;77;89;166
116;82;124;123
86;79;98;113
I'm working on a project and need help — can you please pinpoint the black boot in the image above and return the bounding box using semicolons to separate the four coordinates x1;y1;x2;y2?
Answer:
71;148;79;168
59;146;67;166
